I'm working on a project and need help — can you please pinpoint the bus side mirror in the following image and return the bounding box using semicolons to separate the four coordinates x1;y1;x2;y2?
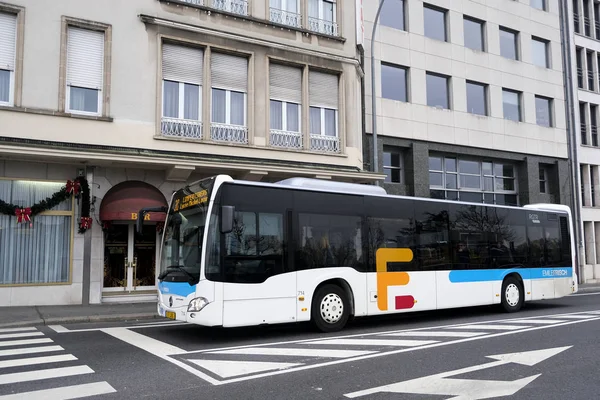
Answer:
221;206;235;234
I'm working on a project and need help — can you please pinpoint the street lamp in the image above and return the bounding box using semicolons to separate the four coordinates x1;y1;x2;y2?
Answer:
371;0;386;183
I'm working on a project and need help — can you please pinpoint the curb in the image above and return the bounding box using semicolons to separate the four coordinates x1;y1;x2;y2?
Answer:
0;313;159;329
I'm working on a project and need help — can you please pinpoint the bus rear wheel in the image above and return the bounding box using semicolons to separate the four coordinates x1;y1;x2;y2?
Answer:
501;276;523;313
311;284;350;333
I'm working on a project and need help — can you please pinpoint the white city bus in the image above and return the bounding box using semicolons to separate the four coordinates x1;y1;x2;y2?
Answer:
137;174;578;332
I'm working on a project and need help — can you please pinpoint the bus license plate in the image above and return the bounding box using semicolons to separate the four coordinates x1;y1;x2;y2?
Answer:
165;311;176;320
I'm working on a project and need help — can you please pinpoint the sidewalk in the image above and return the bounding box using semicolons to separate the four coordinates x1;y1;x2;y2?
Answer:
1;282;599;329
0;302;159;329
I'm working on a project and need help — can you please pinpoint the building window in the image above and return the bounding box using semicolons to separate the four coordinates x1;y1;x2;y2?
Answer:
499;27;519;60
429;156;518;206
591;166;597;207
531;0;547;11
539;166;548;193
308;0;338;36
269;0;301;28
210;52;248;144
502;89;521;122
577;48;584;89
595;2;600;39
535;96;553;127
269;62;302;149
531;37;549;68
587;50;595;91
591;104;598;146
466;81;487;116
309;70;340;152
383;148;402;183
380;0;405;31
581;102;589;145
213;0;249;16
381;63;407;102
0;11;17;106
161;43;203;139
423;4;447;42
65;26;105;115
584;0;591;36
574;0;581;34
0;180;73;285
463;16;485;52
426;72;450;109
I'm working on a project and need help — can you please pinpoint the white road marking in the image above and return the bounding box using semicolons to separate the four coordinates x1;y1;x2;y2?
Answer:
0;332;44;340
446;324;529;331
308;338;439;347
504;319;567;324
0;381;117;399
549;314;595;319
101;327;185;356
189;359;303;378
0;328;37;334
48;321;188;333
0;354;77;369
209;347;375;358
582;310;600;314
0;365;94;385
380;331;485;338
0;338;52;348
0;346;64;358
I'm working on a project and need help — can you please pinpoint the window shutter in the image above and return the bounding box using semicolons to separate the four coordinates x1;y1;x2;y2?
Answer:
0;12;17;71
162;43;203;85
309;70;338;109
211;52;248;92
66;26;104;89
269;63;302;104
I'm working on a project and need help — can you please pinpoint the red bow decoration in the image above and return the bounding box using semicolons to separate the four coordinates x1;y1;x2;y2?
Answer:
80;217;93;230
15;208;32;223
66;180;81;195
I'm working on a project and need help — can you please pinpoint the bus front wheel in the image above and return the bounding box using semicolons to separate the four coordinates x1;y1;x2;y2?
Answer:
501;276;523;313
311;284;350;333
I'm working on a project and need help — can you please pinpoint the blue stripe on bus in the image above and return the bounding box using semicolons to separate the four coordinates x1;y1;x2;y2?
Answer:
448;267;572;283
158;281;196;297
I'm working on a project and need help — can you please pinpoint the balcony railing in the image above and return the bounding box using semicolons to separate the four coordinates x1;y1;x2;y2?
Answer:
307;17;338;36
588;70;595;90
581;123;589;145
584;16;591;36
210;123;248;144
592;125;599;146
212;0;248;16
578;67;584;88
181;0;204;5
269;7;302;28
161;117;203;139
574;13;581;33
270;130;302;149
310;134;340;153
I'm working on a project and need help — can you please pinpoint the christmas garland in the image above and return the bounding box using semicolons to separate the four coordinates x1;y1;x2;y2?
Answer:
0;176;92;234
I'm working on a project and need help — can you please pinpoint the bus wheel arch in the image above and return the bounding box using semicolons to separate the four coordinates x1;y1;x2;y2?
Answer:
501;273;524;313
310;279;354;333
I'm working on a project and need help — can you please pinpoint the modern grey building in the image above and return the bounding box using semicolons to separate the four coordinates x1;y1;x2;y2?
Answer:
363;0;572;210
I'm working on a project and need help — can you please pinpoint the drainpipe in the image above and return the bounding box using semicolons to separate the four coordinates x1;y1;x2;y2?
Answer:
559;0;585;284
371;0;386;185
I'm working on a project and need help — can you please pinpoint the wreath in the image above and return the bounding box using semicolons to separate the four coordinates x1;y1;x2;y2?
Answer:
0;176;92;234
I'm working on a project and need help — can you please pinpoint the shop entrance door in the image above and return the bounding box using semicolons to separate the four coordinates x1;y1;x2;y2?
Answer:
104;223;158;293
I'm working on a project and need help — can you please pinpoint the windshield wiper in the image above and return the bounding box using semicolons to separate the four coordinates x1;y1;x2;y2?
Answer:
158;265;197;285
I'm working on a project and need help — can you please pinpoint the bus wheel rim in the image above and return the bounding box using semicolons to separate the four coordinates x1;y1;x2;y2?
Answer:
320;293;344;324
505;283;520;307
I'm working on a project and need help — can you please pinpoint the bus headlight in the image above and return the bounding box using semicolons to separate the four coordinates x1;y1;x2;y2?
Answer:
188;297;209;312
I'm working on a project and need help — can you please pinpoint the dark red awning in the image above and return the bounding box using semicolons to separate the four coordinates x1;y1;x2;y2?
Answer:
99;181;167;222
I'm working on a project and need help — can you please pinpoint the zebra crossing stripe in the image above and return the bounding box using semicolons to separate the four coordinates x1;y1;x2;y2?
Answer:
0;381;116;399
0;366;94;385
0;354;77;369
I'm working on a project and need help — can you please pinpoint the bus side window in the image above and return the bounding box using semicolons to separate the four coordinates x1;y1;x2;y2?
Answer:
366;216;416;272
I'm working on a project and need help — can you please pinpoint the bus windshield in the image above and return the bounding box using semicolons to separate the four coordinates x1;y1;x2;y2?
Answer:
158;177;215;284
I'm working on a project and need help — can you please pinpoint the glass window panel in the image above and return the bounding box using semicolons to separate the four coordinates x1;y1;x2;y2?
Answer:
230;91;245;125
535;96;552;127
499;28;518;60
424;6;447;41
270;100;283;130
286;102;300;132
460;174;481;189
310;107;321;134
445;158;457;172
430;190;445;199
183;83;200;120
0;69;11;103
446;191;459;201
464;18;484;51
460;192;483;203
324;109;336;136
391;152;401;167
323;0;334;22
381;0;405;31
426;73;449;109
212;88;227;123
429;156;443;171
482;162;493;175
483;193;494;204
484;177;494;191
503;90;521;121
532;38;548;68
458;159;480;174
494;164;514;177
69;86;99;113
495;194;518;206
531;0;546;11
163;80;179;118
430;172;443;186
496;178;515;191
381;64;407;102
383;151;392;166
446;174;457;189
466;81;487;116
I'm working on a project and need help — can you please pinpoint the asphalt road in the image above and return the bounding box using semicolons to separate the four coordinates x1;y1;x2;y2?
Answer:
2;291;600;399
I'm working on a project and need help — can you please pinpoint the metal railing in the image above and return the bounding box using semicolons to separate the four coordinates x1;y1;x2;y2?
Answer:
581;122;589;145
161;117;203;139
269;7;302;28
181;0;204;5
212;0;248;15
592;125;599;146
307;16;338;36
210;123;248;144
270;130;302;149
574;12;581;33
310;134;340;153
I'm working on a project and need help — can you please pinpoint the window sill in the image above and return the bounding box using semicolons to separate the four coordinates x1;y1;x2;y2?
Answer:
0;105;113;122
155;0;346;43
